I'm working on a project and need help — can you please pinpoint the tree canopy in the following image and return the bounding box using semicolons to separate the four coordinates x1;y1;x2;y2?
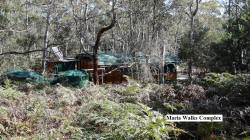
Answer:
0;0;249;74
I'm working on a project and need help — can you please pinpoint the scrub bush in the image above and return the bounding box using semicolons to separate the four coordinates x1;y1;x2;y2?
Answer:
202;73;250;96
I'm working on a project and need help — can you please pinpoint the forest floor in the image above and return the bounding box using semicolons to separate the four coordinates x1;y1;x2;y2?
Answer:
0;73;249;139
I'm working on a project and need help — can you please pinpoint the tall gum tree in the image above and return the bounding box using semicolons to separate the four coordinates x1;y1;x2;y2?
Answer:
93;0;116;85
185;0;201;80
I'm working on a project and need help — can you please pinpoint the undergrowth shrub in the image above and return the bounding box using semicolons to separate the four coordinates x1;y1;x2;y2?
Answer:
147;85;178;114
76;100;183;139
202;73;250;96
1;76;248;139
0;83;186;139
0;86;81;139
0;86;22;100
154;86;176;103
178;85;205;100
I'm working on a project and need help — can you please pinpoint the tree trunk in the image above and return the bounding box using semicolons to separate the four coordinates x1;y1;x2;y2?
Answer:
188;60;192;80
42;12;50;73
93;46;99;85
25;0;29;29
161;44;166;84
188;16;194;80
187;0;201;80
93;0;116;85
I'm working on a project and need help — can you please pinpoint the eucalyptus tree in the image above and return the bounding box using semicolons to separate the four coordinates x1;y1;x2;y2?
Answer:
0;1;10;53
177;0;228;76
0;0;41;70
69;0;117;84
1;0;244;78
185;0;201;79
209;2;250;73
108;0;184;82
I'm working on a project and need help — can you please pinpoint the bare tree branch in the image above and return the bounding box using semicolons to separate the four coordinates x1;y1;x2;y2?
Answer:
192;0;201;16
0;43;61;56
0;28;30;33
0;49;45;55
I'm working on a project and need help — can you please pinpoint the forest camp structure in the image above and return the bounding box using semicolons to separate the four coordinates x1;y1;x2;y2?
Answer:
76;52;128;84
46;48;180;84
46;49;130;84
134;52;181;82
151;53;181;81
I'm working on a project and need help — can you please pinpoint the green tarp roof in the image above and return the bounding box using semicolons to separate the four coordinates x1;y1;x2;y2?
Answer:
164;53;181;63
78;52;180;65
53;70;89;88
2;69;89;88
135;52;181;63
78;52;128;65
2;69;45;83
97;52;124;65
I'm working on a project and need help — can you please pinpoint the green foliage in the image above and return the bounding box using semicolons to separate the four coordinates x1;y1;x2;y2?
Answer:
115;103;183;140
77;100;183;139
209;6;250;72
0;3;9;28
163;103;177;112
197;122;225;138
3;78;11;89
0;86;22;100
33;82;50;90
0;79;249;139
0;83;184;139
16;33;37;51
179;19;212;68
240;128;250;137
202;73;250;95
124;85;138;94
178;84;205;100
